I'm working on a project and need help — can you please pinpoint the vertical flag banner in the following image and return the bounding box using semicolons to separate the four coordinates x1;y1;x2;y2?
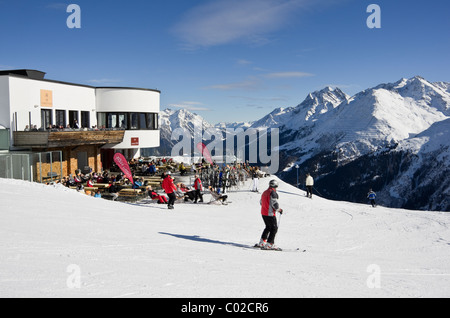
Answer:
113;153;134;184
196;142;213;165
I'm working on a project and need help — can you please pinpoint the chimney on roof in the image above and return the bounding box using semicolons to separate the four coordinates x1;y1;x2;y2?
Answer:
0;69;46;80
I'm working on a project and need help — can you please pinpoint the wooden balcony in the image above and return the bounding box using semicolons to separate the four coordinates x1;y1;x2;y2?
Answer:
13;130;125;149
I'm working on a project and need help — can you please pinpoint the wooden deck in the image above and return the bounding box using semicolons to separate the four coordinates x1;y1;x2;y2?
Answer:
13;130;125;148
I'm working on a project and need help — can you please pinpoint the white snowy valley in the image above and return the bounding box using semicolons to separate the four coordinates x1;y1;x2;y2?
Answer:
1;177;449;298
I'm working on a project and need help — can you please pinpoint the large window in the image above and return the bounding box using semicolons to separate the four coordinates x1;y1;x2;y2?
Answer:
107;113;118;129
41;109;52;129
97;113;106;129
56;110;66;128
118;113;127;129
97;112;158;130
130;113;139;130
69;111;79;128
81;111;90;128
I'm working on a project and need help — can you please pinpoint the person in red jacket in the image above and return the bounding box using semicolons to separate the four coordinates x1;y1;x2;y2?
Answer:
257;180;283;250
162;172;178;209
193;175;204;203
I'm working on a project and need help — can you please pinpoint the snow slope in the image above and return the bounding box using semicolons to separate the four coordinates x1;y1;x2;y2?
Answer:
1;177;450;298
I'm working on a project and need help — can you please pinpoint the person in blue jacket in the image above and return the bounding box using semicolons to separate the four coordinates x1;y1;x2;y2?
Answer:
367;189;377;208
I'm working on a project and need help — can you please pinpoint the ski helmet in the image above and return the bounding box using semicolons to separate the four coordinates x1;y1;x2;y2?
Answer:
269;180;279;188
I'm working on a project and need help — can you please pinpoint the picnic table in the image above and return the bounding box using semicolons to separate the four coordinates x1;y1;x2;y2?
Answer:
117;188;146;202
93;183;111;189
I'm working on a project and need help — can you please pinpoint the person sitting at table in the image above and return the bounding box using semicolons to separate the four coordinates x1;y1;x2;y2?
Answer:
179;163;187;176
74;173;82;185
108;182;122;201
147;163;157;176
101;171;110;184
86;177;94;188
66;175;75;187
132;177;143;189
76;183;84;193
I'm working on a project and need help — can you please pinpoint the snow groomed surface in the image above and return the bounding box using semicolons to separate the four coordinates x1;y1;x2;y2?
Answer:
0;177;449;298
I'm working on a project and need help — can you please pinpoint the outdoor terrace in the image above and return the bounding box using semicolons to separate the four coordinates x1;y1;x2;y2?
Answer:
13;130;125;148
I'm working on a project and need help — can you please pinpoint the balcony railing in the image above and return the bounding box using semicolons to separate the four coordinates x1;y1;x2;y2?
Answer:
13;130;125;148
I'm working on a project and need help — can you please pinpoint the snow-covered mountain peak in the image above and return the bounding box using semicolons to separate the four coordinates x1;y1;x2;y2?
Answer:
160;108;213;133
372;76;450;115
302;86;349;108
280;86;350;127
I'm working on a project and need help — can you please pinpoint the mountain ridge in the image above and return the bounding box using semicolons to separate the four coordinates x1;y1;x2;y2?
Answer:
156;76;450;211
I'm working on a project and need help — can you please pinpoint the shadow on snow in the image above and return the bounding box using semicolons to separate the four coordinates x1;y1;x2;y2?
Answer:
159;232;252;249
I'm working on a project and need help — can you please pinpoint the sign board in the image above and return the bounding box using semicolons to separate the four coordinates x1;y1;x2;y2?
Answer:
131;137;139;146
40;90;53;107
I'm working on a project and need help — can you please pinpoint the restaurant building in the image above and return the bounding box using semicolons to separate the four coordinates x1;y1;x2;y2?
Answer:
0;69;160;181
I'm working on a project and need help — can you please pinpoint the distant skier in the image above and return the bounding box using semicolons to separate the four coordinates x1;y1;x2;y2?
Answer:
256;180;283;250
193;174;204;203
162;172;178;210
367;189;377;208
251;168;260;193
305;173;314;199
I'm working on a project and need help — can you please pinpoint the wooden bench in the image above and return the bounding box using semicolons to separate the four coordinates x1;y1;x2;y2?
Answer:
93;183;111;189
84;187;99;194
117;188;146;202
42;175;61;183
69;186;100;195
142;177;163;182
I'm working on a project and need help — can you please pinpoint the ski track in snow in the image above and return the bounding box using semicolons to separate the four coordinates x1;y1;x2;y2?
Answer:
0;177;449;298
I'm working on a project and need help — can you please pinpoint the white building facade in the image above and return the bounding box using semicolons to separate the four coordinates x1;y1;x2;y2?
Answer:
0;69;160;178
0;69;160;154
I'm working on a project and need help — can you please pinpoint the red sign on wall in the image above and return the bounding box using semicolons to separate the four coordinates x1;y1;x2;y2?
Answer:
131;137;139;146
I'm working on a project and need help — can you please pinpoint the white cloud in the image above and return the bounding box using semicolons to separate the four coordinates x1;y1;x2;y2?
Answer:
264;71;314;79
167;101;211;111
237;59;253;66
205;70;314;91
172;0;311;48
87;78;122;85
229;95;289;102
45;3;68;10
204;79;262;91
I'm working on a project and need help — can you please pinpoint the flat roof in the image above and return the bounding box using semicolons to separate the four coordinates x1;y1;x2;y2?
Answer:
0;69;161;93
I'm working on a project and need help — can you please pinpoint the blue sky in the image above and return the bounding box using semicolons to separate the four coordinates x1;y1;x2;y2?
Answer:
0;0;449;124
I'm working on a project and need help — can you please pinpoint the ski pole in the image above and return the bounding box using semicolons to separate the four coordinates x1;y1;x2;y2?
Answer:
278;211;282;228
313;187;323;197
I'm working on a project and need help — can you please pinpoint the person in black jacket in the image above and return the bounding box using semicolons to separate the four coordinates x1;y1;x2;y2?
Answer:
108;182;123;201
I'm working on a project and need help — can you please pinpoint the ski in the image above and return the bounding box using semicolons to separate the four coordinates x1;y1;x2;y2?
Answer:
261;246;283;251
251;245;306;252
261;248;306;252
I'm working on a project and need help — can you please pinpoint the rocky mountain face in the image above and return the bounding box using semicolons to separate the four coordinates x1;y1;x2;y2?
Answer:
144;108;217;156
155;76;450;211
